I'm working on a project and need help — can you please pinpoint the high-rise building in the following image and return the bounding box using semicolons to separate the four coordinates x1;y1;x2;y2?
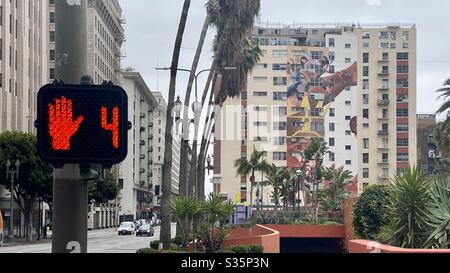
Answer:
150;92;181;210
417;114;441;175
48;0;125;84
0;0;49;134
0;0;49;237
119;71;158;221
214;23;417;206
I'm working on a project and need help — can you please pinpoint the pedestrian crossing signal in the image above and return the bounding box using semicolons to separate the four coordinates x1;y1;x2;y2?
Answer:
36;82;129;167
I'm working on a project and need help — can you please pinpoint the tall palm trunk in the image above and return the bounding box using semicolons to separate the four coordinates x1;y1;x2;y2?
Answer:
161;0;191;250
177;11;210;238
179;13;211;199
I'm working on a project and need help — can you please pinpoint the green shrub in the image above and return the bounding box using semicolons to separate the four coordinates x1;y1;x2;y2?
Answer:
172;237;183;246
170;243;180;251
150;240;160;250
136;248;158;254
230;245;264;253
215;249;234;253
353;184;390;240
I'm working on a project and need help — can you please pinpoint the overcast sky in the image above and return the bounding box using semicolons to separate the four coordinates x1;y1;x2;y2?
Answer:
120;0;450;193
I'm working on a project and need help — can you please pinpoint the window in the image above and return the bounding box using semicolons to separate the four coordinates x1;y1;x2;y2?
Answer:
272;63;287;70
273;152;287;161
50;12;55;24
329;52;335;62
362;32;370;39
345;101;351;106
49;50;55;61
397;153;409;162
397;139;409;147
310;108;323;117
345;58;351;63
380;31;389;39
273;106;287;116
382;153;389;163
390;43;397;49
397;79;409;88
363;123;369;128
49;68;55;79
329;108;335;117
311;123;324;133
254;106;268;112
253;91;268;97
255;63;268;69
382;79;389;89
380;42;389;49
329;152;335;162
345;130;351;136
363;66;369;77
329;65;335;73
329;123;335;132
345;145;352;150
329;138;335;147
272;50;287;58
273;77;287;86
382;52;389;60
363;153;369;164
273;92;287;101
312;29;319;35
363;109;369;119
363;94;369;105
397;52;409;60
403;31;409;41
363;139;369;149
345;116;351;121
253;77;267;83
390;31;397;41
382;123;389;131
403;43;409;49
382;138;389;148
345;43;351;49
397;109;409;117
273;122;287;131
273;137;286;145
328;38;335;47
311;51;323;60
363;79;369;90
254;122;268;127
291;121;304;128
397;124;409;132
381;66;389;74
363;42;369;48
292;107;305;114
346;160;352;165
50;31;55;42
397;94;409;102
382;168;389;178
363;53;369;63
363;168;369;179
397;66;409;74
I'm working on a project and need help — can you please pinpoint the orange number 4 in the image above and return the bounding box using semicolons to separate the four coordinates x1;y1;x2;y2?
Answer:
101;106;119;149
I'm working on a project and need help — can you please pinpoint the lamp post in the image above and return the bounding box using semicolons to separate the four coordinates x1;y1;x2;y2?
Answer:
206;155;214;175
296;169;302;213
5;160;20;241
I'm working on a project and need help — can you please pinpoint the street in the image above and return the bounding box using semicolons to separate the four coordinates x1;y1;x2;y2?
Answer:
0;224;176;253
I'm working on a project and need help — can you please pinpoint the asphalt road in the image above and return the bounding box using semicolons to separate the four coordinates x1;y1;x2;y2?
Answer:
0;224;177;253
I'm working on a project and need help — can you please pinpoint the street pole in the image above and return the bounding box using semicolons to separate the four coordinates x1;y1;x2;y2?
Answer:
9;173;14;240
52;0;89;253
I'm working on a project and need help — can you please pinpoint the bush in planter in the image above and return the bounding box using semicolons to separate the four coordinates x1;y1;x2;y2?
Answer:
353;184;390;240
136;248;158;254
150;240;160;250
231;245;264;253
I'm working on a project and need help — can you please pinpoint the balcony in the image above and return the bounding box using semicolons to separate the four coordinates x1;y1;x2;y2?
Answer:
140;127;146;132
140;113;146;119
378;130;389;136
378;86;390;91
378;70;389;76
139;180;146;186
378;159;389;164
378;146;389;150
378;116;389;120
149;123;154;128
377;100;390;105
149;135;153;140
140;140;146;145
139;168;145;174
140;154;145;160
378;58;389;63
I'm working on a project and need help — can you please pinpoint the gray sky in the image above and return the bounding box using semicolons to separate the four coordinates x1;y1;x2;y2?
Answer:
120;0;450;193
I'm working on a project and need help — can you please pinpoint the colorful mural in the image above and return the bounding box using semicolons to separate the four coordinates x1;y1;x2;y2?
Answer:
286;48;358;168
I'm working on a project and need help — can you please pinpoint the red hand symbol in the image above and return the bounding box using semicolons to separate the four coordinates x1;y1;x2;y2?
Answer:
48;96;84;151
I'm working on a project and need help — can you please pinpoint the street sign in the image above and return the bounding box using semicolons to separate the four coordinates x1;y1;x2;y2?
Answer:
37;83;129;167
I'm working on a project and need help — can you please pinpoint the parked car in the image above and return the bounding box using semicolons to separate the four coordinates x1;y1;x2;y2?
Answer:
136;224;154;237
118;222;135;235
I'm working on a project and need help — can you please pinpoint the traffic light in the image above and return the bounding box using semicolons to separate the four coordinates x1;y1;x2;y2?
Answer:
36;82;129;167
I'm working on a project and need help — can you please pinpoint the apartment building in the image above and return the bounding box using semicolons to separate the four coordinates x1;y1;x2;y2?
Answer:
214;23;417;205
48;0;125;84
417;114;441;175
0;0;49;236
119;71;158;221
150;92;181;209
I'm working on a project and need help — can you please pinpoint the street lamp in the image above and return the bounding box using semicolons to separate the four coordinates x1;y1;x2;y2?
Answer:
5;159;20;242
205;155;214;175
296;169;302;213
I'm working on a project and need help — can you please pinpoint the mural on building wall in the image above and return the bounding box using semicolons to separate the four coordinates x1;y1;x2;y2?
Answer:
285;48;358;168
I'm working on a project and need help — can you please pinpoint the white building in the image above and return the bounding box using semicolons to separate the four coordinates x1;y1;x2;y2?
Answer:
0;0;49;237
150;92;181;209
118;71;158;221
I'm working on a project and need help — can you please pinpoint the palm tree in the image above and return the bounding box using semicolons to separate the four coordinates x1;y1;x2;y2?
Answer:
160;0;191;250
434;122;450;158
425;176;450;249
266;165;293;211
320;167;353;216
234;146;269;213
386;166;432;248
437;78;450;128
170;196;203;250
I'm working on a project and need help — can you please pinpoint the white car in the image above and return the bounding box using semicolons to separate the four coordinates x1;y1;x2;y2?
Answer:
118;222;135;235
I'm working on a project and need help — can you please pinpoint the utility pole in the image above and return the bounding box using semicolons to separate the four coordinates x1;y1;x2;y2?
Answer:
52;0;89;253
